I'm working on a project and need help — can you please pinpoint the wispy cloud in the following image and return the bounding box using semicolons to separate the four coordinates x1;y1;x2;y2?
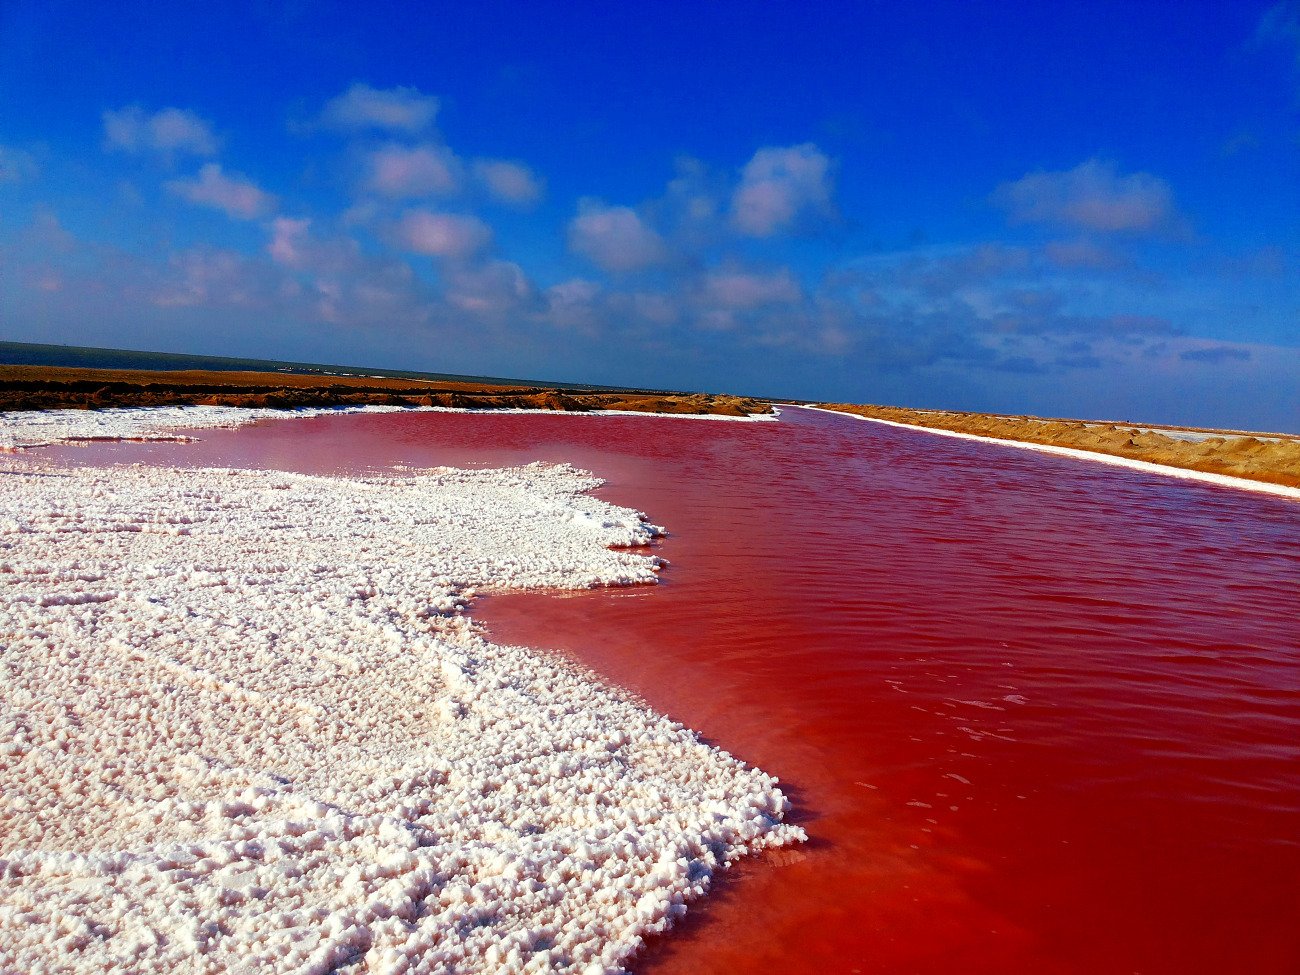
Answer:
167;163;274;219
319;82;440;134
263;217;358;273
568;200;670;272
994;159;1178;234
0;144;38;183
1042;239;1126;270
151;248;270;308
700;268;801;309
1257;1;1300;56
1180;345;1252;363
103;105;219;158
444;259;535;317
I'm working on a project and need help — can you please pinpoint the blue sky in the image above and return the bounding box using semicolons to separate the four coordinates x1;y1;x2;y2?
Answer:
1;1;1297;428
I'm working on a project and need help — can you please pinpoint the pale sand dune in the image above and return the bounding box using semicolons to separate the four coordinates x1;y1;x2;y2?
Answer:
0;458;802;974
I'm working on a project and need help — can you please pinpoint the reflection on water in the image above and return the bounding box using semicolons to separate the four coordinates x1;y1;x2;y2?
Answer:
47;406;1300;974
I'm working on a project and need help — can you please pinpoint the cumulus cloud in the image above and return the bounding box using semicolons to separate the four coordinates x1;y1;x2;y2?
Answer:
394;210;492;259
444;259;534;317
167;163;274;219
994;159;1177;233
730;143;834;237
319;83;440;134
103;106;219;157
473;159;544;206
364;144;461;197
568;200;669;272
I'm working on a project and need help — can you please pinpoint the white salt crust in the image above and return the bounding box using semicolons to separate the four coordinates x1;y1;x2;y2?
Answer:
0;405;414;453
0;404;776;452
0;458;803;974
798;406;1300;501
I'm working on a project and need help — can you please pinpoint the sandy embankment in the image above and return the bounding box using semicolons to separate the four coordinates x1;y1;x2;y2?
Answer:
818;403;1300;492
0;443;802;972
0;365;771;418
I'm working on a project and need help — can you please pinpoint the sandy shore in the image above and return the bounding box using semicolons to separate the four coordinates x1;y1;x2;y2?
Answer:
0;452;802;973
0;365;771;418
817;403;1300;492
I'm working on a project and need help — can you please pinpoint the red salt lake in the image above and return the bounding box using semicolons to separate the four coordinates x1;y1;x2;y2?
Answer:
47;405;1300;974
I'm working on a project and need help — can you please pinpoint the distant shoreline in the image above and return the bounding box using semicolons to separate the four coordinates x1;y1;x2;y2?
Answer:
0;363;772;418
2;355;1296;492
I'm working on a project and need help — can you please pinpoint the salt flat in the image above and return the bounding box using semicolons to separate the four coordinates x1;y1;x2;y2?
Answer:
0;405;412;452
0;403;777;453
0;452;802;974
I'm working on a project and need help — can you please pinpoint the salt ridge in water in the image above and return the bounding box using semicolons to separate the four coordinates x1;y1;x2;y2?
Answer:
0;458;803;974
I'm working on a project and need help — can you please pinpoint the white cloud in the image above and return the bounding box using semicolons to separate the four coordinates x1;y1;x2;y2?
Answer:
994;159;1177;233
364;144;461;197
394;210;492;259
319;83;440;134
167;163;275;219
103;106;219;157
730;143;834;237
568;200;669;272
473;159;544;206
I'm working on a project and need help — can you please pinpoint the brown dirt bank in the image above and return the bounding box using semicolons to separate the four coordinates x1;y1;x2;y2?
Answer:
819;403;1300;490
0;365;772;418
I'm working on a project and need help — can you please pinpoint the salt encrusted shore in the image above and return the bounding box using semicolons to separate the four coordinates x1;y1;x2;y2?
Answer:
0;457;803;974
803;406;1300;501
0;403;777;453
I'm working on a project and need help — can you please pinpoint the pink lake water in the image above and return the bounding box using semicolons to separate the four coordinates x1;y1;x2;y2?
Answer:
44;405;1300;974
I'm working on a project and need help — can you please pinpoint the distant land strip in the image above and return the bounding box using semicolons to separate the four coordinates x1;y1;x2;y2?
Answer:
0;364;772;418
2;358;1295;489
818;403;1300;491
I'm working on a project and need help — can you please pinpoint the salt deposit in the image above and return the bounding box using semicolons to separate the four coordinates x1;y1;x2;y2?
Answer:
0;403;776;452
0;457;803;974
0;405;414;452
